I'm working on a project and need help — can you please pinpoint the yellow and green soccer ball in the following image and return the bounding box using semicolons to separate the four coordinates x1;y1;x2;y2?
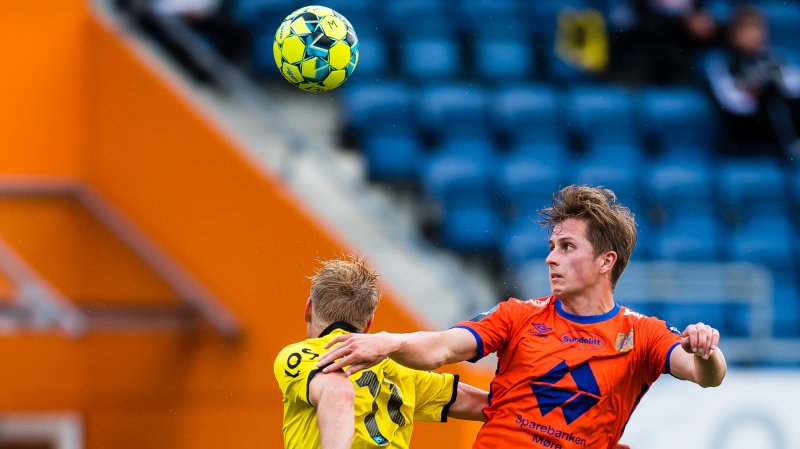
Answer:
273;5;359;92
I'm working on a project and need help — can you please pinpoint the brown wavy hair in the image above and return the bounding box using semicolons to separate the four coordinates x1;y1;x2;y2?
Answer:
539;185;637;288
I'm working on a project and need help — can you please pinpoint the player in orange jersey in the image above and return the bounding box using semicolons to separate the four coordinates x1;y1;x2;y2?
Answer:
318;185;726;449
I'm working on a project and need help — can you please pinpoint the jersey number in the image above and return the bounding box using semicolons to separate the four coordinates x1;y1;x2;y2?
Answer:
355;371;405;446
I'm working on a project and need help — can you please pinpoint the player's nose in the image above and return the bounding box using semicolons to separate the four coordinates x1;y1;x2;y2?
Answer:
546;248;558;266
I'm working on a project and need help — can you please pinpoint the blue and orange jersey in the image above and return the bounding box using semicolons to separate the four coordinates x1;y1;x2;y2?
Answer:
453;297;681;449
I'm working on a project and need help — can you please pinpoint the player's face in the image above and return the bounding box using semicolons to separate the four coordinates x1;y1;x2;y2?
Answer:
546;218;604;298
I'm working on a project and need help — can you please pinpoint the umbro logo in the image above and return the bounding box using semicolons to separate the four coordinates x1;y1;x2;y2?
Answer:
529;361;601;424
530;322;553;336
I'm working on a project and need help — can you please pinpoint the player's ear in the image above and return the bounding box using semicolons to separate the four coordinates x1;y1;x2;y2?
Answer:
599;251;617;275
362;315;375;333
304;297;313;323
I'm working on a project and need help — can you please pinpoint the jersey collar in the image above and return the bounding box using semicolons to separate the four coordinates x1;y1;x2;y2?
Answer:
318;321;360;338
555;299;620;324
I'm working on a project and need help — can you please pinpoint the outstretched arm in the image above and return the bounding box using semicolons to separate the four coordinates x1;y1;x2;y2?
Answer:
669;322;727;387
448;382;488;421
308;370;355;449
318;328;478;375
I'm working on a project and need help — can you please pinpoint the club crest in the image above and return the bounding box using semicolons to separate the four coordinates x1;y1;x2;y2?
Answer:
615;329;634;353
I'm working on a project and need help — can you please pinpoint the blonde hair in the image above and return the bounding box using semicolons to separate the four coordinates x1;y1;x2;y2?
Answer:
309;255;381;331
539;185;637;288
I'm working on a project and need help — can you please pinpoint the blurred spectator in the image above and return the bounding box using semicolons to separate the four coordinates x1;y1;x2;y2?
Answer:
612;0;720;83
707;6;800;161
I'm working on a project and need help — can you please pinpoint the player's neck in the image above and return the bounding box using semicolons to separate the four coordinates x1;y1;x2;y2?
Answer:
307;322;324;339
559;288;615;316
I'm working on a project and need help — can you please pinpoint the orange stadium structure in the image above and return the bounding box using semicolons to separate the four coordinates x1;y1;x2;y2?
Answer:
0;1;489;448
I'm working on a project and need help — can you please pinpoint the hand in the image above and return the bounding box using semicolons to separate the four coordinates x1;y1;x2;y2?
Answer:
680;322;720;360
317;332;396;376
616;444;631;449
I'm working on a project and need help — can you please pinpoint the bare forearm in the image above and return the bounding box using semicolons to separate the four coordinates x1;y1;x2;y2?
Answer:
319;328;477;376
448;382;488;421
693;348;726;387
387;332;456;370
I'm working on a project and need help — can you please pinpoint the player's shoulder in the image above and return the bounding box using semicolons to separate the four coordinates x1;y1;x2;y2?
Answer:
619;305;681;335
507;296;555;310
274;338;322;368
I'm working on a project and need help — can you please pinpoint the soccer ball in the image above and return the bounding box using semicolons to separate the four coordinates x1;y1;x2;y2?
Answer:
273;5;359;92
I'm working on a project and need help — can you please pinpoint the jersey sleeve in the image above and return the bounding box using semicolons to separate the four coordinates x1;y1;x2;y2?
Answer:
409;370;458;423
637;317;682;383
451;300;516;361
273;342;325;406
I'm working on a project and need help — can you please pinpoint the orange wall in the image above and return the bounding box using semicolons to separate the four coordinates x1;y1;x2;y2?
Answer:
0;1;86;176
0;195;176;305
0;2;490;448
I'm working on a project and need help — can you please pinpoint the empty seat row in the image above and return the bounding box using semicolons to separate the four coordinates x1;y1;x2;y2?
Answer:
344;81;719;157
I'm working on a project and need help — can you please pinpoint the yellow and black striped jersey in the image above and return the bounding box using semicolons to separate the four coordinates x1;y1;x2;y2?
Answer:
274;322;459;449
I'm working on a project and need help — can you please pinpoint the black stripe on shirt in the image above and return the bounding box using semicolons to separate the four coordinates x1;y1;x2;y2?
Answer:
440;374;460;422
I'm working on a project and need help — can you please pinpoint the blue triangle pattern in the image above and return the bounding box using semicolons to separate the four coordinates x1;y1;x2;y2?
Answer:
530;383;577;416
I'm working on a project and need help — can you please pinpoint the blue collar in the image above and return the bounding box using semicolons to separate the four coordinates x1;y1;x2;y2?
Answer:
555;299;620;324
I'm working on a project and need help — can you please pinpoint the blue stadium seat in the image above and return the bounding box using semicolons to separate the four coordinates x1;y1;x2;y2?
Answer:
653;214;723;261
312;0;371;18
647;157;715;216
761;2;800;50
632;213;655;261
792;169;800;224
474;37;535;82
458;0;520;25
660;303;728;338
441;204;503;252
639;87;717;151
250;26;283;77
583;142;645;168
341;81;413;136
497;147;565;218
384;0;447;28
230;0;295;28
491;84;564;146
422;139;500;253
419;84;489;144
501;217;552;268
566;86;639;148
362;134;423;182
398;35;461;80
727;216;795;271
353;34;389;78
658;143;715;163
573;156;641;211
771;280;800;338
421;140;496;207
705;0;732;22
510;141;570;166
718;158;789;220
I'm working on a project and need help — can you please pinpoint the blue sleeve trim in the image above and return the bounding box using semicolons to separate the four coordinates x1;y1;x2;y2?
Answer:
664;342;681;375
451;325;484;363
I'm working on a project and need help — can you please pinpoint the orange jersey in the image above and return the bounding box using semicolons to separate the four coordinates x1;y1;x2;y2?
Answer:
453;297;681;449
